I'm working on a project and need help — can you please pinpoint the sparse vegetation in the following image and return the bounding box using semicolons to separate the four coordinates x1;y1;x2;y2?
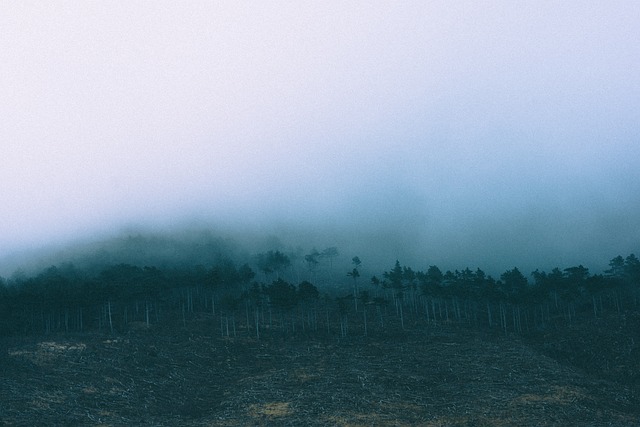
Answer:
1;237;639;425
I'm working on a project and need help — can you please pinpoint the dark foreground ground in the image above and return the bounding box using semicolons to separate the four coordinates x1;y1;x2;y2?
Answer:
2;316;639;426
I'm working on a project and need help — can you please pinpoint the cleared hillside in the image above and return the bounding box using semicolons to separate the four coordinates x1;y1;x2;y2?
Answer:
2;318;638;426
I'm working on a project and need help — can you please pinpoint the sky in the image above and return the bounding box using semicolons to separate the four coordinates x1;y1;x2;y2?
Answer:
1;2;639;275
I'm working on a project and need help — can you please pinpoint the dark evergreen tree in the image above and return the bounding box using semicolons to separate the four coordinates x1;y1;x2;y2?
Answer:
500;267;527;302
256;250;291;281
624;254;640;283
298;281;319;301
265;279;298;312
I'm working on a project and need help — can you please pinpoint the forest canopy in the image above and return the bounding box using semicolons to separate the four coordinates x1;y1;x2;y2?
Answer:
0;232;638;339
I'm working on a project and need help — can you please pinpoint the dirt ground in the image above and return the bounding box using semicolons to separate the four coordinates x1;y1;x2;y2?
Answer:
2;318;639;426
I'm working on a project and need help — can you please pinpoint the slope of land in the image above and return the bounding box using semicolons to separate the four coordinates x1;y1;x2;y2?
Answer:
2;317;639;426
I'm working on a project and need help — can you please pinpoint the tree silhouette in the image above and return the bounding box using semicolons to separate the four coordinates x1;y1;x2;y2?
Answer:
500;267;527;302
320;247;339;280
298;281;319;301
383;261;406;329
606;255;626;278
625;254;640;283
304;249;320;282
348;256;362;311
265;279;298;312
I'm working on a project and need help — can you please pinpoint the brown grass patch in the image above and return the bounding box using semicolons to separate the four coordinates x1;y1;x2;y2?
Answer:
249;401;293;418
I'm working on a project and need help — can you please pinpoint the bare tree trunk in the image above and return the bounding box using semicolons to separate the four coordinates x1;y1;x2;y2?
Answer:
181;302;186;327
108;301;114;335
363;306;368;337
255;309;260;340
246;302;250;335
232;315;236;338
326;308;330;334
377;306;384;329
145;301;150;326
444;302;449;323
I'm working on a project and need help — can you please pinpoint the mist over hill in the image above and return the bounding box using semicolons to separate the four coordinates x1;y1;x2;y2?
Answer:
0;227;395;284
1;3;639;282
0;220;633;283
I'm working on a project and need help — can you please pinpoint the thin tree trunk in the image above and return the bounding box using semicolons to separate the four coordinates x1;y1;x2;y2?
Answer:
232;315;236;337
145;301;150;326
246;302;250;335
255;309;260;340
108;301;114;334
363;306;368;337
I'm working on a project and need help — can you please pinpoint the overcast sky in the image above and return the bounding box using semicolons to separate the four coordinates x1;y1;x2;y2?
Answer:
1;2;639;274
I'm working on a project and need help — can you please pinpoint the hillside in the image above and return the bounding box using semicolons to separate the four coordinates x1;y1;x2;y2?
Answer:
2;316;639;426
2;245;639;425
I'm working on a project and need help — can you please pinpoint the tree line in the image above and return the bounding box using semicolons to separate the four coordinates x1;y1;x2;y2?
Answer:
0;249;638;339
